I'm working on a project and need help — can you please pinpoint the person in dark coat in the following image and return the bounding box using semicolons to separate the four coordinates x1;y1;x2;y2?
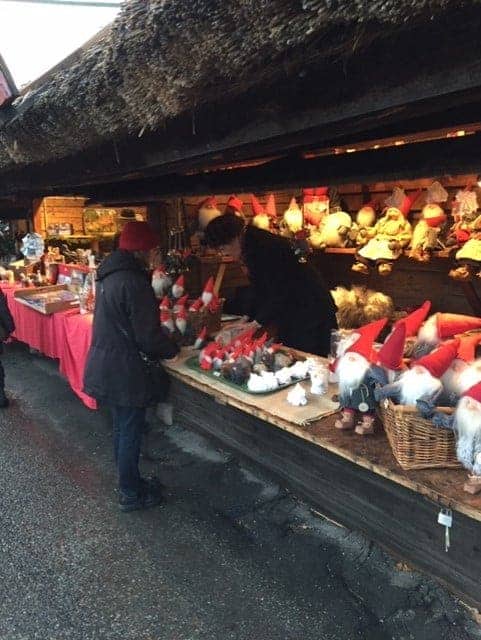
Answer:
84;221;179;512
0;289;15;408
204;214;338;356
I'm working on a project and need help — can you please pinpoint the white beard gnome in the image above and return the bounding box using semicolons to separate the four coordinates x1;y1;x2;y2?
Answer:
420;382;481;494
334;317;388;435
375;338;459;407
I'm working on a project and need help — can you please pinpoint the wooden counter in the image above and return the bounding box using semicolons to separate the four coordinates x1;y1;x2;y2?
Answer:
165;357;481;607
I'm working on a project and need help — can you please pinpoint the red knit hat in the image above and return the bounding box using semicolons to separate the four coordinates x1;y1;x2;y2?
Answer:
250;194;264;216
265;194;277;218
347;318;388;361
412;338;460;378
399;190;422;217
395;301;431;337
199;196;218;210
377;322;406;370
456;333;481;362
119;222;159;252
227;196;243;212
436;313;481;339
462;380;481;403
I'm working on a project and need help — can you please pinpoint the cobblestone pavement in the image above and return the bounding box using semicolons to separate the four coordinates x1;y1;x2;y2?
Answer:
1;342;480;640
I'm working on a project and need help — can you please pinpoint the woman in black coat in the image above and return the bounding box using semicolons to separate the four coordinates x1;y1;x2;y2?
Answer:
204;214;337;356
0;289;15;408
84;222;178;512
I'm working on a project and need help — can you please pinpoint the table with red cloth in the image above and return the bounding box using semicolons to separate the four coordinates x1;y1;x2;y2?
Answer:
0;284;96;409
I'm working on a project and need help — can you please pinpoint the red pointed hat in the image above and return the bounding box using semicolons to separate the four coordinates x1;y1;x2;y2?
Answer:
436;313;481;339
198;196;218;210
399;190;422;217
462;381;481;403
227;195;243;212
456;333;481;362
203;276;214;293
265;193;277;218
412;338;460;378
394;301;431;337
347;318;388;361
377;322;406;371
250;194;264;216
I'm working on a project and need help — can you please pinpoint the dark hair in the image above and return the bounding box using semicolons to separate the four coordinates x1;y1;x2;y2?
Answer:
203;213;245;248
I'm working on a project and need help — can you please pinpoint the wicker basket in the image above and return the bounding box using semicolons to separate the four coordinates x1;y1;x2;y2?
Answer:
187;298;225;338
378;398;460;471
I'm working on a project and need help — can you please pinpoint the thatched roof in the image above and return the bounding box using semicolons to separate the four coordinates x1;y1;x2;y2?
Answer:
0;0;480;179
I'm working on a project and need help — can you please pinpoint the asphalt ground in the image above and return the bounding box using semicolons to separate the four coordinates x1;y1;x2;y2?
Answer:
0;341;480;640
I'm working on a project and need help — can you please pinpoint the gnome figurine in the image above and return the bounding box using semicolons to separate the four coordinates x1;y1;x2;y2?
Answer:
393;300;432;358
440;334;481;404
225;195;244;217
250;195;271;231
352;189;419;276
375;338;459;407
420;382;481;494
198;197;221;230
334;318;388;435
409;182;448;262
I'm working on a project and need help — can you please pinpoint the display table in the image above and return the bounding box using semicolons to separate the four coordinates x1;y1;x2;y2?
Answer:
1;284;97;409
164;355;481;607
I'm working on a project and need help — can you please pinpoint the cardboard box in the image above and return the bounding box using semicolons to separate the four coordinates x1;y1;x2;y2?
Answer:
14;284;79;315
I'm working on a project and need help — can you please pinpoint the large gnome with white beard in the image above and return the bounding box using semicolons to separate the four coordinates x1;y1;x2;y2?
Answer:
375;338;459;406
440;333;481;404
421;382;481;494
334;318;388;436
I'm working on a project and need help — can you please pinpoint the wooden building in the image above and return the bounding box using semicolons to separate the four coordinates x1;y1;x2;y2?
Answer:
2;0;481;606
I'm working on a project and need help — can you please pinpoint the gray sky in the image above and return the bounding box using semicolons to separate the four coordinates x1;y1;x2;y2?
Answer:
0;0;119;87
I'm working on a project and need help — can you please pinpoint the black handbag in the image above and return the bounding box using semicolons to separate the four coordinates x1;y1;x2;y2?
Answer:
0;319;8;342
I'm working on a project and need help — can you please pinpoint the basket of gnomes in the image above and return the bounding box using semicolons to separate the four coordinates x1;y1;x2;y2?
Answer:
154;269;224;346
374;307;481;470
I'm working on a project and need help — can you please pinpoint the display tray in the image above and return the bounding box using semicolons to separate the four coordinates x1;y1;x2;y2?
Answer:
14;284;79;315
184;354;308;396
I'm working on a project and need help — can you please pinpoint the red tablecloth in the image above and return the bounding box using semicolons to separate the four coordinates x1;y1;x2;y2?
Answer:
1;284;97;409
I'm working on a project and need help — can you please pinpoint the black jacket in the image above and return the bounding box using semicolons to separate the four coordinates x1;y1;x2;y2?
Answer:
83;250;179;407
241;227;337;356
0;290;14;353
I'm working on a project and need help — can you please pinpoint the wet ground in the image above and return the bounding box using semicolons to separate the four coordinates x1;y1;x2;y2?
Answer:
1;341;480;640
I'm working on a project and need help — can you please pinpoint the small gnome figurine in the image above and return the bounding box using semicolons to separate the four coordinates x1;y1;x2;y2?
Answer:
201;276;215;306
151;266;172;299
352;188;419;276
409;182;448;262
303;187;329;227
420;382;481;494
334;318;388;435
348;203;377;248
418;313;481;347
250;194;271;231
375;338;459;407
282;198;304;234
198;197;221;230
440;334;481;403
225;195;244;217
172;275;185;299
315;211;352;249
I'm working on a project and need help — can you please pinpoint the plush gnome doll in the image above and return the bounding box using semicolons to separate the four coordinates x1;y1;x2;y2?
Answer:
198;197;221;230
172;275;185;299
334;317;388;436
418;313;481;347
409;181;448;262
250;195;271;230
375;322;407;384
201;277;215;306
315;211;352;249
303;187;329;226
283;198;304;234
225;195;244;217
440;334;481;403
420;381;481;494
151;266;172;299
353;188;419;276
349;202;377;248
375;338;459;407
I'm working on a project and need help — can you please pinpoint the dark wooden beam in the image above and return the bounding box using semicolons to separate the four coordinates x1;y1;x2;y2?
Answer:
66;133;481;202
